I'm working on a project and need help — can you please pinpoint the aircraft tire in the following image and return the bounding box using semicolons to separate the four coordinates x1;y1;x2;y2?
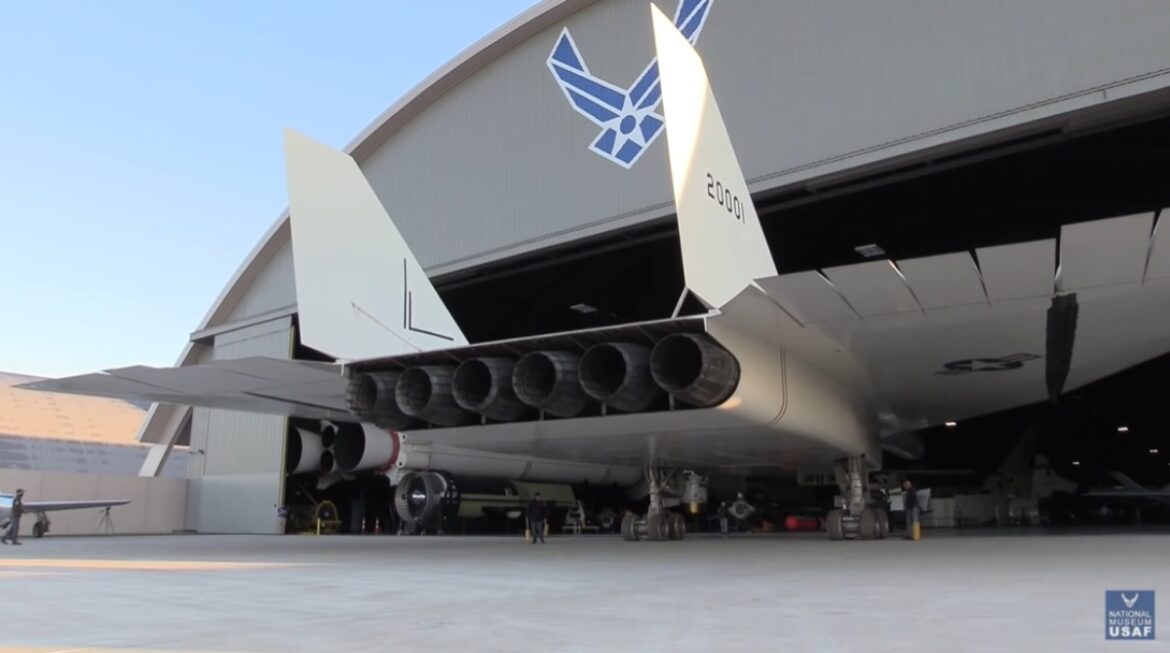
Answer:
859;508;877;540
827;509;845;540
646;513;666;541
667;512;685;541
621;512;638;541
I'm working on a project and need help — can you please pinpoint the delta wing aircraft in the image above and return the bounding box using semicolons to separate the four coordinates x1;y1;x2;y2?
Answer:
24;5;1170;540
1;493;130;538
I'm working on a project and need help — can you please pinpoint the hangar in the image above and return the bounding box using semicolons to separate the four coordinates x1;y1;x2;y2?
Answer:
114;0;1170;534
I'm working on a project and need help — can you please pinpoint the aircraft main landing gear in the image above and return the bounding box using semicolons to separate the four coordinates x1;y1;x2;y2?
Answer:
621;468;687;542
32;512;50;538
827;458;889;541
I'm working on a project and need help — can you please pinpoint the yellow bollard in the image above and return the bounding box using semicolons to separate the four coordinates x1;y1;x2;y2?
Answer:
912;521;921;541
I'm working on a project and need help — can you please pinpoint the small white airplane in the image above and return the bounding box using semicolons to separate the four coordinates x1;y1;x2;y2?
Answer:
22;4;1170;541
1;492;130;539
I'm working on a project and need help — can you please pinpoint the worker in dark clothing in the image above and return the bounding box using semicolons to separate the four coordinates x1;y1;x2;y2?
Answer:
716;501;729;536
526;492;548;544
902;480;919;540
2;489;24;545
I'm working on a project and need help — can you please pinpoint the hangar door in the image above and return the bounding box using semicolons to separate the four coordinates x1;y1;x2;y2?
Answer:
186;319;291;534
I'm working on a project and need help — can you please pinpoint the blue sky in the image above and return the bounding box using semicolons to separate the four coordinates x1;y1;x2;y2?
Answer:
0;1;537;377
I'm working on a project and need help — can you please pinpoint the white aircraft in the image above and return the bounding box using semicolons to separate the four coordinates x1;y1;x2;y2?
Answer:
1;492;130;539
22;4;1170;541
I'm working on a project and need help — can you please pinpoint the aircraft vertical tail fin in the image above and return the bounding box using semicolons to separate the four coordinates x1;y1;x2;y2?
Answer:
650;4;777;309
997;424;1042;477
283;129;467;361
1108;471;1146;492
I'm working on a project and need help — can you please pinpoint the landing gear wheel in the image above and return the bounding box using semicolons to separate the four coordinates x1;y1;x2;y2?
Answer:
621;512;638;542
646;514;667;542
32;522;45;539
827;509;845;541
859;508;877;540
597;508;617;532
667;512;686;541
877;509;890;539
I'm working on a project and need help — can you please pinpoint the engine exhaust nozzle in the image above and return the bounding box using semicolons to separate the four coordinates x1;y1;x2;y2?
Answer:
512;351;590;417
452;357;528;421
579;342;660;412
395;365;468;426
650;333;740;407
345;371;413;429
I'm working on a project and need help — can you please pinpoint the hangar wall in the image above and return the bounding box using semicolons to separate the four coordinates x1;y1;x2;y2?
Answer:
185;320;291;534
0;469;186;536
225;239;295;323
357;0;1170;275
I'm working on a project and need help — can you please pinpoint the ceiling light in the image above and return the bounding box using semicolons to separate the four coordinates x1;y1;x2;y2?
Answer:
1150;449;1160;455
1118;426;1129;433
570;303;597;314
1071;461;1081;466
944;421;957;428
854;243;885;258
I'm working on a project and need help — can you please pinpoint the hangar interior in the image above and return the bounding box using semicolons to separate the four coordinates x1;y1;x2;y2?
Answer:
128;0;1170;534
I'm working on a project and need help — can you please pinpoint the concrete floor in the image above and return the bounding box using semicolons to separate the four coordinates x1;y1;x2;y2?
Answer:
2;529;1169;652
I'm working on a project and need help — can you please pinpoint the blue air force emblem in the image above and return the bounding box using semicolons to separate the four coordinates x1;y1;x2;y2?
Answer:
547;0;713;168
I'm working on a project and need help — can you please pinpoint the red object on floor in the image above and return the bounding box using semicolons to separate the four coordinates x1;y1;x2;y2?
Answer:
784;515;821;531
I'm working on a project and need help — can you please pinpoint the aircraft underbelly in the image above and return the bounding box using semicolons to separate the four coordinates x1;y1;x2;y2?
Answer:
409;409;856;473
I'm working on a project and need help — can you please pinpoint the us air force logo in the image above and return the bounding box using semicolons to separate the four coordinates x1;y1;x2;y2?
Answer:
547;0;712;168
937;353;1041;375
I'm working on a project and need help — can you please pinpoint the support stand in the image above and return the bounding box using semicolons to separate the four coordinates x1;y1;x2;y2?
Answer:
97;507;114;535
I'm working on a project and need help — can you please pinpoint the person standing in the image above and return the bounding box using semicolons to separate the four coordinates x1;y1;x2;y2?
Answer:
2;489;24;545
902;480;919;541
717;501;729;536
526;492;548;544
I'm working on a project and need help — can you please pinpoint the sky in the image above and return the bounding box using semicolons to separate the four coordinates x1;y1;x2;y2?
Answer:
0;1;538;378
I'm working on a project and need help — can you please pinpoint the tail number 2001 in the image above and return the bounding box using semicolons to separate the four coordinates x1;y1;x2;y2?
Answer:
706;173;744;222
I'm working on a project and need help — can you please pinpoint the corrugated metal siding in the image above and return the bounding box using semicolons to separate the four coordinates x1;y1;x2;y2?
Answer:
0;434;188;477
189;318;291;533
226;238;296;322
357;0;1170;274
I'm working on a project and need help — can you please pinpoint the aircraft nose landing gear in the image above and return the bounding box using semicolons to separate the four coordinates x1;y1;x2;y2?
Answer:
827;458;889;540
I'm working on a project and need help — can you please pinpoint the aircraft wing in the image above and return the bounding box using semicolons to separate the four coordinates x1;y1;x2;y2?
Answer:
22;318;708;422
21;499;131;513
20;357;353;422
753;211;1170;431
1082;472;1170;499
